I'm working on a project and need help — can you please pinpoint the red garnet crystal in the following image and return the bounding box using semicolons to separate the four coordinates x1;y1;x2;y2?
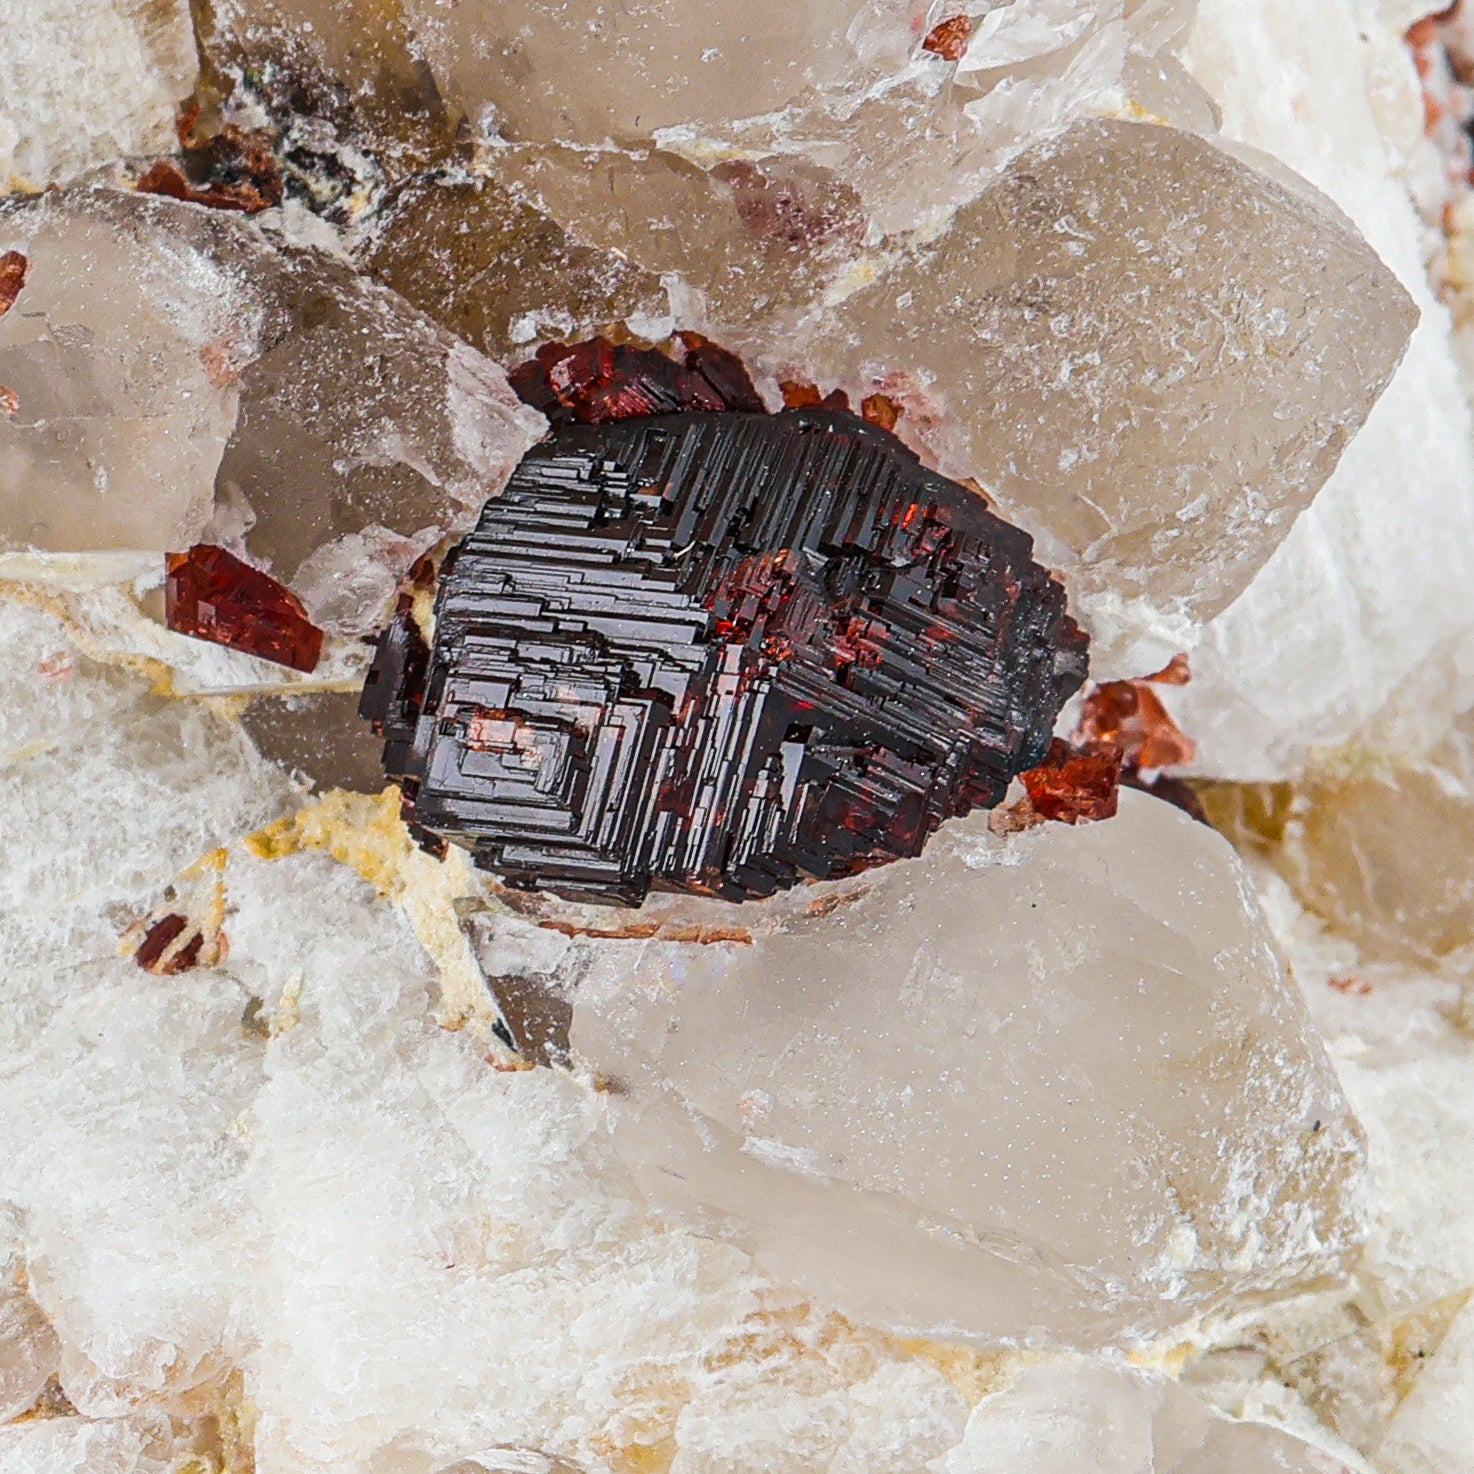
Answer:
1020;739;1124;824
166;544;324;672
363;398;1089;904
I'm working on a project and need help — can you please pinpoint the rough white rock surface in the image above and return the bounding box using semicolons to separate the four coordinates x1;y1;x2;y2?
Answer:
1177;0;1474;777
0;0;195;190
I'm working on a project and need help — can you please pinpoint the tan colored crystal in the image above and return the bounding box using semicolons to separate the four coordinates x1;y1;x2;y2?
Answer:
794;118;1417;625
359;172;667;357
570;790;1365;1347
1204;718;1474;969
487;145;865;337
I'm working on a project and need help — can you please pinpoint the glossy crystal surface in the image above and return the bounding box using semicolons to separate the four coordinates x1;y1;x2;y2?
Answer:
365;406;1087;902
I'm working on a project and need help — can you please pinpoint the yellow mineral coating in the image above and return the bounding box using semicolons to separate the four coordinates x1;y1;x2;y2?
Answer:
245;787;505;1038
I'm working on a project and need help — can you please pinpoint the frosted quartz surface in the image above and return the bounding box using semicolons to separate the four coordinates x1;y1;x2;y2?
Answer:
0;195;242;554
0;189;545;635
937;1361;1354;1473
571;791;1366;1348
1176;0;1474;776
0;0;196;189
796;118;1415;647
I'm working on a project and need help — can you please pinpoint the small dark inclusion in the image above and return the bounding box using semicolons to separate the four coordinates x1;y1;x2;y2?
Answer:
361;407;1088;905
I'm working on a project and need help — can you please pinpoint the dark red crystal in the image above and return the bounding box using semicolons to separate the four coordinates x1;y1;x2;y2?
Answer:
508;335;763;427
363;407;1088;904
0;251;28;318
166;543;324;672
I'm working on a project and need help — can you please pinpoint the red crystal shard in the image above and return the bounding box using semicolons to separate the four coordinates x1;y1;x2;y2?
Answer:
1075;678;1197;771
922;14;973;61
166;544;324;672
508;334;762;427
1020;740;1123;824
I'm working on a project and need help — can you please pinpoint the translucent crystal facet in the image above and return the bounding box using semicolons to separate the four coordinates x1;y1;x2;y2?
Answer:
797;118;1417;638
0;188;544;636
570;790;1365;1346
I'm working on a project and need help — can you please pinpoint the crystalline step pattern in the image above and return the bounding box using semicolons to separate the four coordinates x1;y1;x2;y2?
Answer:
363;408;1087;904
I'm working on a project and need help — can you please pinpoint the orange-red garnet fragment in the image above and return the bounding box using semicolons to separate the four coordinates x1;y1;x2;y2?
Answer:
1019;739;1123;824
0;251;29;318
1076;678;1197;771
923;14;974;61
166;544;324;672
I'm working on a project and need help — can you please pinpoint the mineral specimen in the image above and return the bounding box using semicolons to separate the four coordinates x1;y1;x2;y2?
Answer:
570;790;1366;1346
363;406;1087;903
0;187;544;637
796;117;1418;653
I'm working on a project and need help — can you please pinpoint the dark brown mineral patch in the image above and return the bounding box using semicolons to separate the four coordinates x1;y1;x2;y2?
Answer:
0;251;29;318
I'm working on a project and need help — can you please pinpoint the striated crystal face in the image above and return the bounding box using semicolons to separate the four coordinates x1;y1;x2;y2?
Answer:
797;118;1418;632
364;407;1087;903
570;790;1366;1345
165;544;324;672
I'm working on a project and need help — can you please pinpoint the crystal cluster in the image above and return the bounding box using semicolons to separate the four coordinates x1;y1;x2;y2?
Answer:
365;403;1086;902
0;187;544;655
4;0;1474;1471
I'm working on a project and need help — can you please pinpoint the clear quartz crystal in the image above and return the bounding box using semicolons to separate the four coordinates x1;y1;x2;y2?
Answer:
0;189;544;635
794;118;1417;630
0;194;243;553
570;790;1366;1347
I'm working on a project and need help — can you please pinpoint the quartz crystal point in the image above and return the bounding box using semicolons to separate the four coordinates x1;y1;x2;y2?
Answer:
486;145;865;337
570;791;1366;1346
798;118;1418;632
0;189;544;636
364;407;1087;904
360;173;667;358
